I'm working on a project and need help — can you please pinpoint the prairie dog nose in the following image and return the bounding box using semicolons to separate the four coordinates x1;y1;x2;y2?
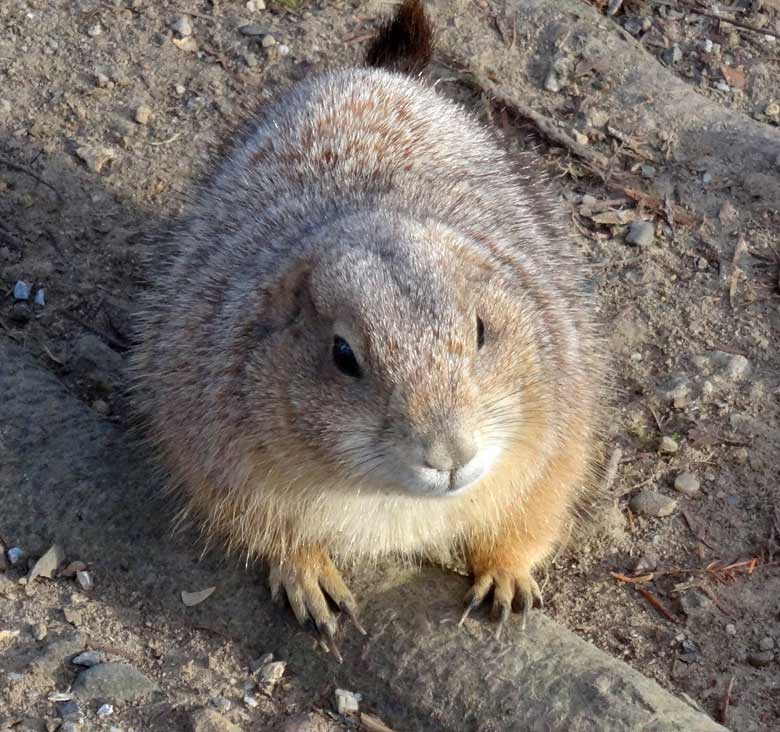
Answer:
423;433;478;473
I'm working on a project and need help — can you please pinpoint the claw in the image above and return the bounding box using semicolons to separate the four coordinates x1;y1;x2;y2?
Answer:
458;595;481;627
340;601;367;636
494;601;511;641
318;622;343;664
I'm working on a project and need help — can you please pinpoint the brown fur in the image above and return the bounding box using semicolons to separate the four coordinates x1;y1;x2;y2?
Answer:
130;0;606;641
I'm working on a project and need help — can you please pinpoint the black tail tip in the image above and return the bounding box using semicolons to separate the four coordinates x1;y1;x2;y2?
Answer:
365;0;434;75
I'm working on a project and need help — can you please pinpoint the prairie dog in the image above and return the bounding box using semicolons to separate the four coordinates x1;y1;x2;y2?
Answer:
131;0;604;657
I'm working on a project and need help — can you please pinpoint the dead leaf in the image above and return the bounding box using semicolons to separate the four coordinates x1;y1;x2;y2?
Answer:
181;586;216;606
721;65;746;90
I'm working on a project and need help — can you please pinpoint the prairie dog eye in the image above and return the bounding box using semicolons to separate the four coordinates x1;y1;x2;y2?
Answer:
333;336;361;378
476;316;485;350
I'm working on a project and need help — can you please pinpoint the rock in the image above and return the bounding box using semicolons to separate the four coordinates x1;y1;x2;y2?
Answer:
679;591;711;616
56;701;81;723
31;623;47;641
210;697;231;713
759;637;775;651
73;662;159;702
282;713;338;732
258;660;286;691
87;23;102;37
13;281;30;300
30;633;84;674
63;608;82;626
334;689;361;715
8;546;25;565
657;374;691;408
630;491;677;517
243;694;258;708
72;650;109;667
189;708;242;732
249;653;274;674
28;544;65;584
75;145;115;174
663;45;683;65
171;16;193;37
261;34;277;48
134;105;153;125
673;472;700;496
97;704;114;717
278;44;290;56
247;0;266;10
76;570;94;590
173;36;198;52
747;651;773;668
692;351;750;381
9;302;31;324
725;623;737;636
633;551;658;574
34;289;45;307
72;333;123;387
658;436;679;454
239;24;268;36
626;221;654;247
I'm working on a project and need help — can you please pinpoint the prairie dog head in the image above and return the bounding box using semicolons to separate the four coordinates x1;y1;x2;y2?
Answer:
247;212;540;499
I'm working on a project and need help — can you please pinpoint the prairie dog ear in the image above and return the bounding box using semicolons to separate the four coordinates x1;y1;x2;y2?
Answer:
257;260;315;334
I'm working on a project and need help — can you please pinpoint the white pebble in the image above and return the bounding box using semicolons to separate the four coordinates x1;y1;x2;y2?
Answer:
335;688;361;715
13;281;30;300
97;703;114;717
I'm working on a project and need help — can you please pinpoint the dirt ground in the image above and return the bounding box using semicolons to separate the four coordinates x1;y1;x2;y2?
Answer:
1;0;779;731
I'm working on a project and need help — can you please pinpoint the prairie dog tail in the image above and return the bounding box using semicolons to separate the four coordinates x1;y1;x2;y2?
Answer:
365;0;434;75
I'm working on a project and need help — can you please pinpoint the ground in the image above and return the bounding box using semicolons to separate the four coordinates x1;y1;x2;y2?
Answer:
0;0;779;731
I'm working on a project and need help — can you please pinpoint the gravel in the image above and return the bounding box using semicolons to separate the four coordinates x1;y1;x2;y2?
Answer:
629;491;678;517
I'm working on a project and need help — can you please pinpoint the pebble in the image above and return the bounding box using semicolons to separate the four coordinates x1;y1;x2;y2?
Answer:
9;302;31;324
171;16;193;37
73;662;159;701
173;36;198;52
629;491;677;517
72;650;109;667
87;23;102;37
134;105;153;125
75;145;115;174
56;701;82;723
210;697;231;713
239;24;268;36
334;689;361;715
247;0;266;10
278;44;290;57
261;34;277;48
766;102;780;118
657;375;691;408
8;547;26;565
243;694;258;708
76;571;94;590
13;280;30;300
625;221;654;247
63;608;83;626
243;52;259;68
663;45;683;65
190;708;242;732
34;289;45;306
679;590;711;616
258;660;286;691
31;623;47;641
658;436;678;454
28;544;65;584
674;472;700;496
747;651;773;668
640;165;656;179
633;550;658;573
726;623;737;636
759;636;775;651
97;704;114;717
175;84;186;95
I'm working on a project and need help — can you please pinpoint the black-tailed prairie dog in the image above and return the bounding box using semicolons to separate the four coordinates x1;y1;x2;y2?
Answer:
131;0;604;659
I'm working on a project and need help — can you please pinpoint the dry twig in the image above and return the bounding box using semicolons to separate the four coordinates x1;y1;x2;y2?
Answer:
636;586;679;624
720;675;735;725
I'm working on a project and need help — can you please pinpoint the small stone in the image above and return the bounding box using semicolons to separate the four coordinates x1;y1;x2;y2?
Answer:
9;302;31;324
725;623;737;635
73;662;159;702
97;704;114;717
190;708;242;732
170;16;193;37
278;44;290;57
701;39;713;53
747;650;773;668
87;23;102;37
633;551;658;573
659;436;678;454
663;45;683;65
674;472;700;496
657;375;691;408
243;52;259;68
640;165;656;179
134;105;153;125
625;221;654;247
63;608;83;626
572;130;589;146
34;289;45;306
243;695;258;708
13;280;30;300
175;84;186;95
56;701;81;723
258;660;286;691
261;34;277;48
31;623;47;641
76;571;94;590
544;70;563;92
759;636;775;651
8;547;26;565
60;723;81;732
28;544;65;584
240;24;267;36
629;491;677;517
334;689;361;716
679;590;711;616
210;697;231;713
72;650;110;667
677;638;702;664
766;102;780;118
247;0;266;9
75;146;115;174
173;37;198;53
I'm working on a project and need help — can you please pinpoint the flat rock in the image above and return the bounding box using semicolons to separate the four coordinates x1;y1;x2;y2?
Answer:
189;708;242;732
674;472;700;496
72;662;159;702
630;491;678;517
